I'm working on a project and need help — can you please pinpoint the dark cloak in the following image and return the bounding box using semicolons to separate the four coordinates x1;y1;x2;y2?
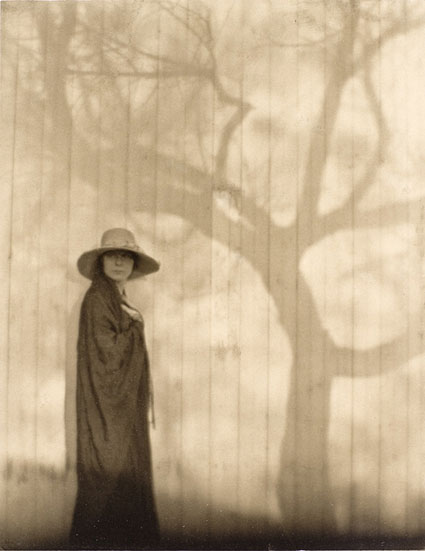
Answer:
70;271;159;549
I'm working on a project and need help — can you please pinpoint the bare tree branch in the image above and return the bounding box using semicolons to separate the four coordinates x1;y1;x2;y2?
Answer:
297;3;359;222
298;11;425;241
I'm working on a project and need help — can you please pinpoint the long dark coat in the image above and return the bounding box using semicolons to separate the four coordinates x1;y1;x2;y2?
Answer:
70;271;159;549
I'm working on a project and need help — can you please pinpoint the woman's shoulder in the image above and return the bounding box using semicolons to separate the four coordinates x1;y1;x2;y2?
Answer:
81;284;109;312
80;275;123;319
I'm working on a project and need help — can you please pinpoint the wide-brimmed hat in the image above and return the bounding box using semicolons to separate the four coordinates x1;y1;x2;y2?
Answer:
77;228;160;280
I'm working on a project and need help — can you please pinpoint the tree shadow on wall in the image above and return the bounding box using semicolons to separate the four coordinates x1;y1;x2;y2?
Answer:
6;0;425;548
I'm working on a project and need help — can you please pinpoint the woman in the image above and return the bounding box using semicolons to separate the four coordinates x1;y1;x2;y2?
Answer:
70;228;160;549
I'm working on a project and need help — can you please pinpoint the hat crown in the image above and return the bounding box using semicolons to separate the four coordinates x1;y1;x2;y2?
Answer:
100;228;140;251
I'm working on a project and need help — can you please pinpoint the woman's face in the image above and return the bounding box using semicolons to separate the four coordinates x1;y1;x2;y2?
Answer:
102;250;135;283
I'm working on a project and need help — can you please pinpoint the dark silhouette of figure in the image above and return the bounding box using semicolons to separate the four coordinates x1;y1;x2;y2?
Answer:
70;228;160;549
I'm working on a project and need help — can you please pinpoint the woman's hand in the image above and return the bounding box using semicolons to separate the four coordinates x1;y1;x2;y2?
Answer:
121;303;143;322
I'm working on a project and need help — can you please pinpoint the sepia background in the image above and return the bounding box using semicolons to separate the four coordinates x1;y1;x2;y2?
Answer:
1;0;425;548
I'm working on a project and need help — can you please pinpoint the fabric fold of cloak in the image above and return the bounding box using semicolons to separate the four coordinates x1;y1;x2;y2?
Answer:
70;272;159;549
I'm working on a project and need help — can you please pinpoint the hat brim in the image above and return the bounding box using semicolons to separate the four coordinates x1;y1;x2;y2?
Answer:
77;246;160;280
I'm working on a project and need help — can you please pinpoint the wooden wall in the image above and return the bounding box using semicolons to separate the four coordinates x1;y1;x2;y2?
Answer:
1;0;425;547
